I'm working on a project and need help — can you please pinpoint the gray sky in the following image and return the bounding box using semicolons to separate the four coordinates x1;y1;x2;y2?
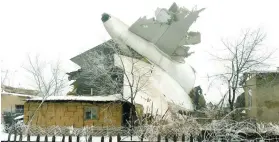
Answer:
1;0;278;103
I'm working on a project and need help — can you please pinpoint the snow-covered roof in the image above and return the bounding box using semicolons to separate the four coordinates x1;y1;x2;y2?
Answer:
245;70;279;74
1;91;34;98
27;94;126;102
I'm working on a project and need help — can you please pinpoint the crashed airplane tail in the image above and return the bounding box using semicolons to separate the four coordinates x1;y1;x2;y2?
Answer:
128;2;204;63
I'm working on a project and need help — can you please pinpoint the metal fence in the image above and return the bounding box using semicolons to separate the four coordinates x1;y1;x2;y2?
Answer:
3;132;202;142
4;131;279;142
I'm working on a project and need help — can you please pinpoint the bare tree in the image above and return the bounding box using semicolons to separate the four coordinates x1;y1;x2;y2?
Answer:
68;40;155;139
1;69;9;91
22;54;67;132
209;28;274;111
23;54;67;97
69;40;153;104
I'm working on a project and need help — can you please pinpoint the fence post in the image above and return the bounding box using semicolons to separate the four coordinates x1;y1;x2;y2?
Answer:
36;135;40;142
101;135;104;142
62;135;65;142
190;135;193;142
197;134;202;142
157;134;161;142
44;135;48;142
69;135;72;142
117;134;121;142
141;134;144;142
88;135;92;142
19;133;23;142
52;135;55;142
13;131;17;142
165;136;168;142
27;134;30;142
77;135;80;142
109;135;112;142
173;135;177;142
7;132;12;142
182;134;185;142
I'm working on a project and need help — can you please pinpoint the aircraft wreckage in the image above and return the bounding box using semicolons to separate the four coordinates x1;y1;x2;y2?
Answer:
68;3;204;114
102;3;204;111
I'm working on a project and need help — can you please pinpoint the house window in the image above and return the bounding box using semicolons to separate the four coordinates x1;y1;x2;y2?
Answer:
84;107;98;120
15;105;24;113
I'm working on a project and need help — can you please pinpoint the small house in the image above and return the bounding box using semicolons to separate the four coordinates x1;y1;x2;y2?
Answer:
241;70;279;122
1;85;37;114
23;94;137;128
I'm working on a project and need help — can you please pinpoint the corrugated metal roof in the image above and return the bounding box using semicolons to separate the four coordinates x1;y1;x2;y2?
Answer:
27;94;125;102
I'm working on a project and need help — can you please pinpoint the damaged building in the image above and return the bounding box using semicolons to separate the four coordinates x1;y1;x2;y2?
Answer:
238;70;279;122
67;40;145;96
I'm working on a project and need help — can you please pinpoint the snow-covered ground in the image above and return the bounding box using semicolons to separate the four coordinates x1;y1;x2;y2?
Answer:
1;124;9;141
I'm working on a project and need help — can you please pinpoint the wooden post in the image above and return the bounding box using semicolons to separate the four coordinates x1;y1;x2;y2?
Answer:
190;135;193;142
157;134;161;142
141;134;144;142
117;134;121;142
19;133;23;142
7;132;11;142
182;134;185;142
88;135;92;142
109;135;112;142
228;137;232;142
13;131;17;142
27;134;31;142
69;135;72;142
101;135;104;142
197;134;202;142
44;135;48;142
77;135;80;142
52;135;55;142
62;135;65;142
165;136;168;142
173;135;177;142
36;135;40;142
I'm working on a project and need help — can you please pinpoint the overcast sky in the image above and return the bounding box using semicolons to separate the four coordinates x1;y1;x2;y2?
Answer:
1;0;279;103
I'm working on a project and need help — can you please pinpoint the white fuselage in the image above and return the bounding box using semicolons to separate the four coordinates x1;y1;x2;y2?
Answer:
103;15;196;109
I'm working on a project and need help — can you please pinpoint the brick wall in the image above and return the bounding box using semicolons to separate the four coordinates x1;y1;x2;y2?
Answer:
24;101;123;128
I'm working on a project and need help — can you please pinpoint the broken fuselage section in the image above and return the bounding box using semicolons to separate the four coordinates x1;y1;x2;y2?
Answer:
129;3;204;63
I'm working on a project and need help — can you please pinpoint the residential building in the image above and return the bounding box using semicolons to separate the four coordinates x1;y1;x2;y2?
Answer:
67;39;143;96
1;85;37;114
23;94;139;128
242;70;279;122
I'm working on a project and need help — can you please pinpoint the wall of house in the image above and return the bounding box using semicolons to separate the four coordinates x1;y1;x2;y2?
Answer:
254;75;279;122
23;101;123;128
1;95;27;113
244;74;279;122
244;75;257;119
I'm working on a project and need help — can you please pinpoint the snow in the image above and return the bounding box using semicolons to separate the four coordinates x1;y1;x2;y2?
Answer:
14;115;24;120
1;124;8;141
27;94;125;102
